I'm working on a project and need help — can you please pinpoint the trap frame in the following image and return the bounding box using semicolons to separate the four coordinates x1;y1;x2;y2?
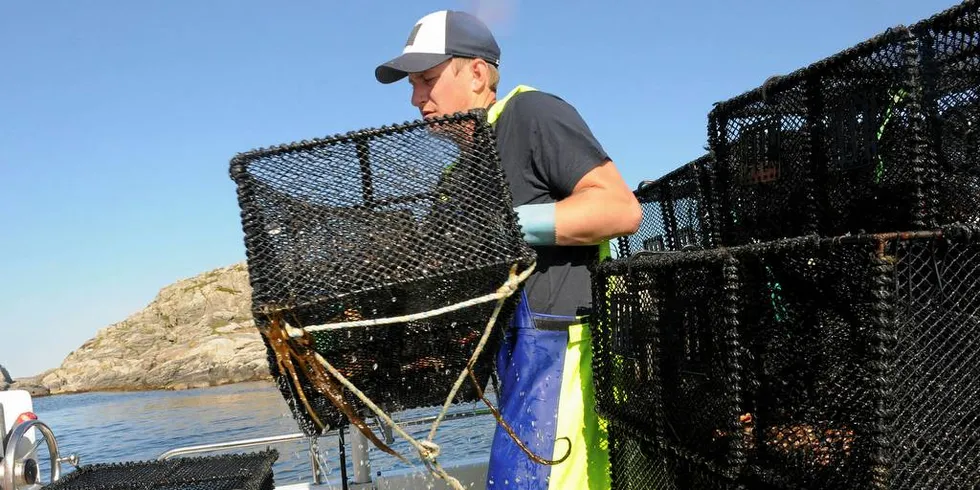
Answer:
616;154;718;259
593;224;980;489
229;109;538;487
598;1;980;488
706;0;980;249
44;450;279;490
707;24;932;247
912;0;980;230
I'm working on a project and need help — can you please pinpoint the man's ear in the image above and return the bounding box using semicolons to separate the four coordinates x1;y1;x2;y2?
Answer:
469;59;490;92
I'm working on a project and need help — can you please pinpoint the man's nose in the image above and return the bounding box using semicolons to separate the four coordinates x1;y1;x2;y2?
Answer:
411;86;427;109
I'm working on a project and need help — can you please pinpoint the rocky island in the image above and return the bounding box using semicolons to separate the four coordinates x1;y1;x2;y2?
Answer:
3;262;273;396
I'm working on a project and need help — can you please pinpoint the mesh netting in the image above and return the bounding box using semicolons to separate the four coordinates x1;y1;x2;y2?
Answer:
592;250;744;476
616;154;717;257
592;225;980;489
913;0;980;229
607;422;755;490
708;26;931;246
889;229;980;489
608;422;679;490
229;109;536;435
44;450;278;490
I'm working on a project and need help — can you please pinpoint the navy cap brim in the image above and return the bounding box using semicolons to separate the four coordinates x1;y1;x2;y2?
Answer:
375;52;453;84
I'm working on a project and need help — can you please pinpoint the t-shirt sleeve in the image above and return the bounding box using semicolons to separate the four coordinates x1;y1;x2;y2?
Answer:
510;92;610;198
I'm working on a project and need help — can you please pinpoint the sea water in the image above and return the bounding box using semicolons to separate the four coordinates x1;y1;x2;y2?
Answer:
28;381;497;486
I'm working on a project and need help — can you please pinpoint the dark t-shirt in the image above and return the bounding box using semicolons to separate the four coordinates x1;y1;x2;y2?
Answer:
492;90;610;317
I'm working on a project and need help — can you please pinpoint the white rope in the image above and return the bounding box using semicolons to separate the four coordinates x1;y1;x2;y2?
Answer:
315;351;465;489
299;261;534;490
298;263;536;333
426;263;527;442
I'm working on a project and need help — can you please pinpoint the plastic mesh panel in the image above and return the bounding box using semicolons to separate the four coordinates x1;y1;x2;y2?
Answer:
229;110;536;433
914;0;980;228
607;423;758;489
888;230;980;489
708;27;930;246
44;450;277;490
594;226;980;489
609;423;678;490
617;154;717;257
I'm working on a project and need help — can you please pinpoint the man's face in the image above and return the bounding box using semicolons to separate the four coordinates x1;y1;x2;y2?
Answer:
408;60;474;119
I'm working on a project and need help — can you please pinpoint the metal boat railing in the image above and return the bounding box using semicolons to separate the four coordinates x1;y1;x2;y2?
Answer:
156;407;493;485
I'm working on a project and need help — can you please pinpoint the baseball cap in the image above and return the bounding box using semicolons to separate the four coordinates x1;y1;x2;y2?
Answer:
375;10;501;84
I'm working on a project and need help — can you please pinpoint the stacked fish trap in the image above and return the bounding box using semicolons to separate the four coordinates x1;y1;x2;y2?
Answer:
229;109;536;444
593;1;980;488
615;154;718;258
45;450;279;490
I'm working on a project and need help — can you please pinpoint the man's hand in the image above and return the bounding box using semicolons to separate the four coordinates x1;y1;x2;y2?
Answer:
554;159;641;246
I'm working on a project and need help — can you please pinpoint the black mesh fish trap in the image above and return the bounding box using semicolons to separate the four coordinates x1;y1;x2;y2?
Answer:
592;225;980;489
708;26;931;247
913;0;980;229
616;154;717;258
592;246;759;480
229;110;536;434
44;450;278;490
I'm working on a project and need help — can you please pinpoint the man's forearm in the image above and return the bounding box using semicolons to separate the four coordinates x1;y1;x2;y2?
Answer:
554;186;641;245
514;188;641;247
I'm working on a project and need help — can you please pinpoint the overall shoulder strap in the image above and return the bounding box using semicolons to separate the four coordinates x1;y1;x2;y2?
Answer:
487;84;538;125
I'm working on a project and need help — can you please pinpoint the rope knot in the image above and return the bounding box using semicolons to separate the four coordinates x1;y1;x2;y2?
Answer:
418;440;441;461
495;263;527;297
496;277;519;297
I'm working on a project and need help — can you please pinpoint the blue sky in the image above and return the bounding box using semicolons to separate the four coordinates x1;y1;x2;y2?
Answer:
0;0;961;379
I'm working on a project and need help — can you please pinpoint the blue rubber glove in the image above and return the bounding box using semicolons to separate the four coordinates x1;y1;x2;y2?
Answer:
514;203;557;246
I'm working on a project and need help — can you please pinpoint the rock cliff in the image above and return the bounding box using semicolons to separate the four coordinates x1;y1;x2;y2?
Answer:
0;365;11;391
31;262;272;395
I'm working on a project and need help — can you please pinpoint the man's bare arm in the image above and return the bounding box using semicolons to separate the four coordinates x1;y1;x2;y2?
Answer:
554;159;641;246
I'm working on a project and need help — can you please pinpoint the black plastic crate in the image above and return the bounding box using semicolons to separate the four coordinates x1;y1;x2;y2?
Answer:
593;225;980;489
708;26;931;246
616;154;717;258
913;0;980;229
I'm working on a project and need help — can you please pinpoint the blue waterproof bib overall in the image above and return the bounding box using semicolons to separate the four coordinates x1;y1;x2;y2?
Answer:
485;85;612;490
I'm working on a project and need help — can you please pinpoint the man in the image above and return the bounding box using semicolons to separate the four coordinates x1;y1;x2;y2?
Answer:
374;10;641;490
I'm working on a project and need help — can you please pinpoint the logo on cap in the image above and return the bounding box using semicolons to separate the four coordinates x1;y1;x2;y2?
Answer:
405;23;422;47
